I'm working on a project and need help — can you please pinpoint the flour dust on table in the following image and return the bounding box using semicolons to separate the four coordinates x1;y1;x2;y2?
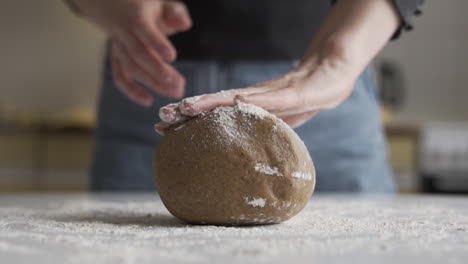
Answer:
1;194;467;264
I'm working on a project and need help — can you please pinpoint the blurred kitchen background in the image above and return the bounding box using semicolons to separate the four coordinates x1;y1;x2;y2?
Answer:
1;0;467;193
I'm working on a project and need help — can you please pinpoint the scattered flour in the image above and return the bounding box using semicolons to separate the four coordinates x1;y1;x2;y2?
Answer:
234;101;270;119
291;171;313;181
211;105;243;141
174;123;185;131
254;163;283;177
217;89;249;98
209;101;276;144
253;165;312;181
243;196;267;208
0;194;468;263
272;124;279;133
0;241;40;255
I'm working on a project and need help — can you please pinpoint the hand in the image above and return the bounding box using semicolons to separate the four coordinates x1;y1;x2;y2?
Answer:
154;0;400;134
155;55;359;135
74;0;192;106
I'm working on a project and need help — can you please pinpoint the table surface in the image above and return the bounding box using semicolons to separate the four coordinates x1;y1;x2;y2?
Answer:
0;193;467;264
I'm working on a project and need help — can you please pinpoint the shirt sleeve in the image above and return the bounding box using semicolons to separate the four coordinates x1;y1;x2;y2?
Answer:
391;0;425;39
331;0;425;40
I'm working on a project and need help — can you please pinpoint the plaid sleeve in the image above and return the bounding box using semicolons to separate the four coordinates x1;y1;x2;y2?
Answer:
331;0;425;40
391;0;425;39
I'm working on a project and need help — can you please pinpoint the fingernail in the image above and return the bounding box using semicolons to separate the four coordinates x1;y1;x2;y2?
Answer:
166;76;184;90
159;103;179;122
179;101;196;116
138;93;153;106
159;104;188;124
179;96;202;116
165;76;174;84
163;50;175;62
142;99;153;107
170;4;184;15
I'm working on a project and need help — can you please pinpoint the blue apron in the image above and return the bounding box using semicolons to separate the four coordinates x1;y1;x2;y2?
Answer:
91;57;395;192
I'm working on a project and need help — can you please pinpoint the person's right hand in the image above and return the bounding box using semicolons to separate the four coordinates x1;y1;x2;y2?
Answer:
74;0;192;106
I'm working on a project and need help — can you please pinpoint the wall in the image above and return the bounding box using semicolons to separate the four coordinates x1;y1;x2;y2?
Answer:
0;0;467;192
0;0;105;124
376;0;468;123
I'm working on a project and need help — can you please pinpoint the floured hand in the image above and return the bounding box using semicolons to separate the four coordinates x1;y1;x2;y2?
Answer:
155;56;359;135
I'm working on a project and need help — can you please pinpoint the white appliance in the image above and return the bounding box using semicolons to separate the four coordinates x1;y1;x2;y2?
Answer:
420;122;468;192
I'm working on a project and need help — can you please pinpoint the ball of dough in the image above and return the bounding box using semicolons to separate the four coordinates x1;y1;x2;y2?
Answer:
153;102;315;225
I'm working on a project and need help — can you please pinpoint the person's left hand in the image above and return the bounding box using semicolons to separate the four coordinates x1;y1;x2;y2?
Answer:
155;57;359;135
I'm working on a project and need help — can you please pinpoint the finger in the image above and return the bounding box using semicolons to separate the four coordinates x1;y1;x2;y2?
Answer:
154;122;172;136
159;103;188;124
111;54;153;106
116;29;183;84
113;36;185;98
179;87;274;116
179;92;237;116
161;1;192;35
133;22;177;62
113;39;184;98
178;74;292;115
235;88;301;114
277;110;318;128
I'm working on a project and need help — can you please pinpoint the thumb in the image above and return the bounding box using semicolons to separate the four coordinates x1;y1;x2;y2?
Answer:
277;110;318;128
161;1;192;35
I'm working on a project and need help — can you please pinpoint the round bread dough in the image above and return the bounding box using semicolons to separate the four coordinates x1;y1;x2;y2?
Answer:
153;102;315;225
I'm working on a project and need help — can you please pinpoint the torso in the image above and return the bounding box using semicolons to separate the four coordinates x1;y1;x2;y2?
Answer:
170;0;331;60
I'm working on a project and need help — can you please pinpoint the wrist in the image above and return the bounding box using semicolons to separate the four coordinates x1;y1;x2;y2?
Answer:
300;34;364;82
298;0;400;82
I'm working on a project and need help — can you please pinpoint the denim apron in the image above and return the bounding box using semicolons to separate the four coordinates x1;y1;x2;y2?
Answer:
91;57;395;192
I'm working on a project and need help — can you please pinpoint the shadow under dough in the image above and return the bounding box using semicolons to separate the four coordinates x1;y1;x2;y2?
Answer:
50;212;185;228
